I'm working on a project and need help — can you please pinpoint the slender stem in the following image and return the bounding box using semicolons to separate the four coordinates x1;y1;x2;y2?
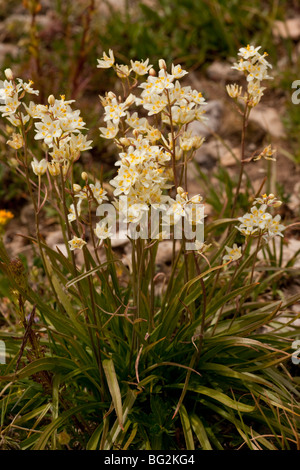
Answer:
231;102;249;217
166;89;178;188
210;238;250;336
250;232;262;285
149;242;156;331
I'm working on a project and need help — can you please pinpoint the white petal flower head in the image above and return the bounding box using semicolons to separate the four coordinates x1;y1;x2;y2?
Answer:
23;101;48;119
68;199;82;222
97;49;115;69
94;221;112;240
18;79;39;95
115;64;131;78
0;79;14;101
253;193;282;208
264;215;285;241
68;133;93;161
120;201;149;224
104;98;127;125
171;64;188;79
130;59;152;76
68;236;87;251
90;181;108;205
99;120;119;139
6;112;30;127
0;92;21;116
31;157;47;176
34;115;62;146
223;244;242;263
143;93;168;116
238;45;261;60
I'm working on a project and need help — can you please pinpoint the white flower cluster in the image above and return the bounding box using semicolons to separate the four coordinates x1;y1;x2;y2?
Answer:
98;53;207;136
0;69;39;118
236;194;284;240
31;95;92;176
68;180;108;227
223;244;242;263
138;69;207;125
0;68;93;178
0;68;99;251
166;187;204;226
97;52;206;238
227;45;273;107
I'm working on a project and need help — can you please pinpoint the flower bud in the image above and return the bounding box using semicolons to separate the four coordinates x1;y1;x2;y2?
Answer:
119;137;131;147
159;59;167;70
47;161;60;176
48;94;55;106
73;184;82;193
4;68;13;81
124;93;136;108
189;194;203;204
81;171;88;181
149;68;156;76
62;162;69;177
192;136;205;150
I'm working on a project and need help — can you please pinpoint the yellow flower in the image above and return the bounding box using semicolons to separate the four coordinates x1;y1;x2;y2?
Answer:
0;210;14;226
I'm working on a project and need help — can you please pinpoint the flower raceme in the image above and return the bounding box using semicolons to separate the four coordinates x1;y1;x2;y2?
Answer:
236;196;285;240
0;72;92;177
227;44;272;107
96;53;208;244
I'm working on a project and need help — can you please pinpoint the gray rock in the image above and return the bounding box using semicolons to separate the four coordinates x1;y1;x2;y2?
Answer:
206;61;240;82
249;107;286;139
273;18;300;40
188;100;223;140
0;43;18;62
194;138;231;169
